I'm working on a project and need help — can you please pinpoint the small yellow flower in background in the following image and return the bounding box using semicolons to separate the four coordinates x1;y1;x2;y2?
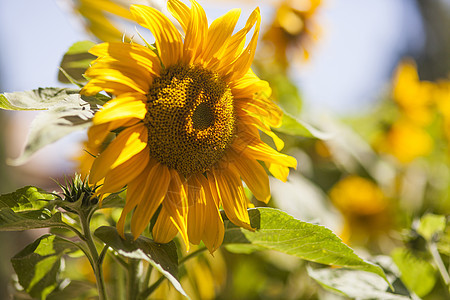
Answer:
261;0;322;68
392;59;435;126
81;0;296;253
329;176;391;245
374;119;433;164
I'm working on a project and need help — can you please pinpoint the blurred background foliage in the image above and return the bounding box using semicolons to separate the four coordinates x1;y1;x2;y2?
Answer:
0;0;449;299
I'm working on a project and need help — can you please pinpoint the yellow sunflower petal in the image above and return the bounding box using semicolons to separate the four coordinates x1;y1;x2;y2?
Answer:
197;174;224;254
131;162;171;239
201;8;241;67
168;0;190;33
84;66;150;95
89;124;148;184
186;174;207;245
233;133;297;170
160;170;189;249
152;205;179;244
211;168;252;231
225;8;261;81
182;0;208;64
89;42;161;77
267;162;290;182
229;150;271;203
93;93;147;125
217;9;260;73
117;161;154;237
131;5;183;67
97;147;150;194
230;69;272;99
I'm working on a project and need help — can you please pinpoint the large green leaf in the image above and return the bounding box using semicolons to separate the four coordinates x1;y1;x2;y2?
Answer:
307;267;410;300
11;234;78;299
0;186;68;231
223;208;388;283
0;208;66;231
3;88;105;165
94;226;187;298
0;88;80;110
0;186;57;212
58;41;96;84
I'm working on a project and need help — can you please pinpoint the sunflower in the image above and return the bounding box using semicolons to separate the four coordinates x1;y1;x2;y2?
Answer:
81;0;297;253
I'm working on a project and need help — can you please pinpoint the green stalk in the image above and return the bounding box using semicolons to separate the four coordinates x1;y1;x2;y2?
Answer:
80;210;108;300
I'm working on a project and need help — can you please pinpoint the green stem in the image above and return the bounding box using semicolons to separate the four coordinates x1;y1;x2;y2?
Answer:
178;246;207;265
139;276;165;300
127;259;141;300
429;242;450;292
80;210;108;300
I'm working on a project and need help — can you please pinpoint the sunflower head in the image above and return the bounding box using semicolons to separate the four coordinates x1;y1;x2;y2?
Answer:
81;0;296;253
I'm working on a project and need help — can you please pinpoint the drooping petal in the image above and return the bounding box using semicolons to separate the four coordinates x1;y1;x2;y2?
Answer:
211;168;252;231
89;124;148;184
228;150;271;203
198;174;224;253
186;174;207;245
131;162;171;239
131;5;183;67
159;170;189;249
117;161;154;237
152;205;179;244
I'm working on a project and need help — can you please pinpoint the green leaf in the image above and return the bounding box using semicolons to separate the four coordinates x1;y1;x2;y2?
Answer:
11;234;78;299
0;88;80;111
58;41;96;84
5;89;104;165
276;112;330;139
94;226;187;298
307;267;410;300
0;186;57;212
223;208;388;283
0;208;66;231
417;214;446;241
391;248;436;297
47;280;97;300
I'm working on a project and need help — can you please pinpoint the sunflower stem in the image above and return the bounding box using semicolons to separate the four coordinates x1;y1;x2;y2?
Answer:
80;209;108;300
178;246;207;265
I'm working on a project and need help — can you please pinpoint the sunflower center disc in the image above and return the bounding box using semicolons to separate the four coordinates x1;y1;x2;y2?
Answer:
145;64;235;176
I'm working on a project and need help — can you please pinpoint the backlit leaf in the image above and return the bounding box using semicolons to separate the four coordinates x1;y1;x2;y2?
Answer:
223;208;388;283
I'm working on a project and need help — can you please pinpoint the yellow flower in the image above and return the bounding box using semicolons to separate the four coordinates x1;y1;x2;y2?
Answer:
392;59;435;126
329;176;391;245
81;0;296;253
261;0;322;67
374;119;433;164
